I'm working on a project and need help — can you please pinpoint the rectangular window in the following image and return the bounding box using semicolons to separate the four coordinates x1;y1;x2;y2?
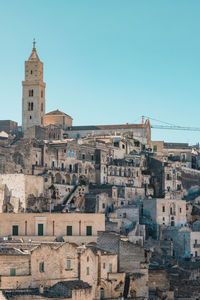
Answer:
66;226;72;236
162;206;165;212
180;208;182;213
66;259;71;270
10;268;16;276
39;262;44;273
38;224;44;236
153;145;157;152
86;226;92;236
12;225;18;236
82;154;86;162
109;264;113;273
29;89;34;97
86;267;90;275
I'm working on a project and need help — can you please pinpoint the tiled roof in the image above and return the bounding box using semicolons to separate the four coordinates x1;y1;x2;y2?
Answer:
69;123;145;131
45;109;72;119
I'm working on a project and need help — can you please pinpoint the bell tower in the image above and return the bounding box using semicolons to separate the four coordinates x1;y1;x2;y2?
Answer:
22;40;46;131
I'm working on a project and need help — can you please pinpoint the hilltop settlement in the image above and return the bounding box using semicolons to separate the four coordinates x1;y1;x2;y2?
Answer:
0;43;200;300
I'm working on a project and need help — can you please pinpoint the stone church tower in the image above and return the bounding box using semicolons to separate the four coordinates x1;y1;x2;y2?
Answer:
22;40;46;131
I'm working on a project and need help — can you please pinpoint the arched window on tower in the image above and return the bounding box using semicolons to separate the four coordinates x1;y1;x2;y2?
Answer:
41;103;43;112
31;102;33;111
41;90;43;98
29;89;34;97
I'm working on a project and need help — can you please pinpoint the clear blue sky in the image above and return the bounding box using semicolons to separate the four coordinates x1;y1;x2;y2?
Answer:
0;0;200;144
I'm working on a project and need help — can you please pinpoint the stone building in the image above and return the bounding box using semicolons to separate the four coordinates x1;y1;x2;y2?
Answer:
0;282;93;300
63;119;151;146
97;231;150;299
0;241;124;300
0;174;44;212
79;245;125;299
143;198;187;227
0;212;105;245
22;40;46;131
0;120;18;134
45;110;73;129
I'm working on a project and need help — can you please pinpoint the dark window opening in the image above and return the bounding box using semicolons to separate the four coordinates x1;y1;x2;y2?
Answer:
86;226;92;236
29;89;34;97
38;224;44;236
66;226;72;236
12;225;18;236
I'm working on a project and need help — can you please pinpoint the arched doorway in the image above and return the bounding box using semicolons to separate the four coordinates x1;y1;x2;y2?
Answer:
55;173;62;184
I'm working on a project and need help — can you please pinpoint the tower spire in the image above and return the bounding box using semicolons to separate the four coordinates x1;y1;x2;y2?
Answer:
33;38;36;50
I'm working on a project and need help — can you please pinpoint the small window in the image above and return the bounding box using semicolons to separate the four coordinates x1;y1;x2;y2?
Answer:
41;103;43;112
66;226;72;236
122;144;125;149
30;115;32;119
30;70;33;75
10;268;16;276
82;154;86;162
91;155;94;162
153;145;157;152
12;225;18;236
180;208;182;213
86;267;90;275
41;90;43;98
102;203;105;209
86;226;92;236
123;212;126;218
162;206;165;212
87;256;89;262
39;262;44;273
103;263;105;269
109;263;113;273
31;102;34;111
66;259;71;270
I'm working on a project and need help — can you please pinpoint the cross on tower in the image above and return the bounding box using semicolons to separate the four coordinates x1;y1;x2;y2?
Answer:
33;38;36;49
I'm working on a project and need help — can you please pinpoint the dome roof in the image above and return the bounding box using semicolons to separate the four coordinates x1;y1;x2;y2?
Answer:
45;109;72;119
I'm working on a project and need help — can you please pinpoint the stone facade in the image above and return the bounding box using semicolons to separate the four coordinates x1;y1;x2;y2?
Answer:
45;110;73;129
22;42;46;131
143;198;187;227
0;213;105;245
